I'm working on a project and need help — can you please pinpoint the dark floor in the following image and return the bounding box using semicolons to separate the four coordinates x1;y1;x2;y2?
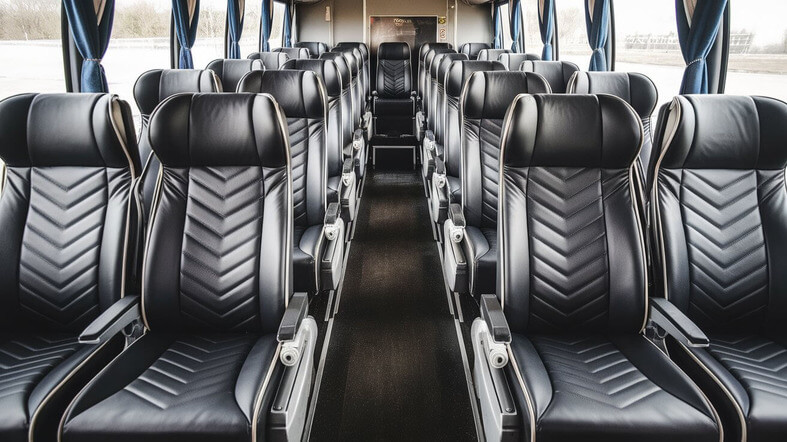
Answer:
309;156;477;441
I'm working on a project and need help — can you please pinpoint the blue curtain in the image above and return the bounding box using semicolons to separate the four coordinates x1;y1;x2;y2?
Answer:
510;0;522;52
261;0;273;51
172;0;200;68
677;0;727;94
227;0;244;58
283;1;292;47
538;0;555;60
63;0;115;92
493;4;502;49
584;0;610;71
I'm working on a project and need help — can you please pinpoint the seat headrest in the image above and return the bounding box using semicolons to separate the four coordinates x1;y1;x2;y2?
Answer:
502;94;642;169
282;58;343;98
462;71;551;119
430;51;458;78
319;52;352;89
519;60;579;93
498;53;540;70
247;52;290;70
446;60;506;97
335;49;360;76
378;42;411;60
134;69;219;116
237;70;325;119
149;93;289;168
569;72;657;119
437;53;468;85
659;95;787;170
477;49;510;61
335;42;369;60
419;42;453;61
274;47;311;59
0;93;134;168
295;41;328;57
460;42;491;58
206;59;264;92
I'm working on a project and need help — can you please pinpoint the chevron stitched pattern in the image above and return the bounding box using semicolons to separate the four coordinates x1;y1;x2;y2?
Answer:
527;168;609;332
680;170;768;328
380;60;408;98
181;167;263;331
709;334;787;401
121;335;255;410
19;168;107;330
533;336;661;409
479;119;503;228
0;334;79;401
287;117;321;226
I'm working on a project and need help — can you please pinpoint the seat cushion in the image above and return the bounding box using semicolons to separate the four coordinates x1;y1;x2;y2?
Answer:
293;225;323;293
463;226;497;296
374;98;414;116
507;333;720;442
62;332;280;442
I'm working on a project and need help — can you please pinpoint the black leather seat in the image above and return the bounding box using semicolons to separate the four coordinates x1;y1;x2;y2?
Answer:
497;52;540;70
238;70;345;292
334;42;370;108
477;48;511;61
469;93;721;442
372;42;415;138
417;43;453;103
459;42;491;60
429;60;506;225
247;51;290;70
568;71;657;187
441;71;550;296
273;46;310;60
295;41;328;59
60;93;319;442
652;95;787;442
0;93;140;442
519;60;579;93
336;47;366;129
206;58;264;91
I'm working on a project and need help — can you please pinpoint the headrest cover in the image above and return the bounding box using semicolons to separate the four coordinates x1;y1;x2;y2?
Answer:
460;42;491;57
462;71;551;119
498;53;540;69
247;52;290;70
335;42;369;60
430;51;458;78
319;52;351;89
149;93;289;168
502;94;643;169
519;60;579;93
0;93;133;168
660;95;787;170
378;42;411;60
446;61;506;97
570;72;657;119
274;47;311;59
283;59;343;97
437;54;468;85
134;69;218;116
419;42;453;61
206;59;264;92
477;49;510;61
237;70;325;119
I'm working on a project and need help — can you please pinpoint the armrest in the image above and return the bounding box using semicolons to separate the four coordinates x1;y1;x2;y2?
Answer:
480;294;511;344
649;298;709;348
278;292;309;343
423;130;436;151
434;156;446;177
352;129;364;151
449;203;466;228
324;202;341;241
372;91;378;97
79;295;140;344
342;158;354;186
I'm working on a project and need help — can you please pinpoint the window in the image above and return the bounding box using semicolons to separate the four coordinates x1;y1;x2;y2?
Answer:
614;0;683;110
498;3;512;50
193;0;227;69
240;0;262;56
523;0;542;55
269;1;286;50
0;0;65;100
556;0;591;68
725;0;787;102
103;0;171;124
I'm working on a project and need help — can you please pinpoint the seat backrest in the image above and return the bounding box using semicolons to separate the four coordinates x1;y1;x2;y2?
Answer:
423;47;454;119
461;71;550;229
238;70;327;228
418;43;453;98
459;42;492;60
500;94;646;335
0;93;140;332
497;52;540;70
247;51;290;70
519;60;579;93
206;58;264;92
427;52;457;133
321;52;354;149
568;72;657;185
443;61;506;179
376;42;412;99
143;93;291;333
653;95;787;333
295;41;329;59
477;48;511;61
283;58;344;180
336;47;363;125
273;47;311;60
433;53;467;144
334;42;370;99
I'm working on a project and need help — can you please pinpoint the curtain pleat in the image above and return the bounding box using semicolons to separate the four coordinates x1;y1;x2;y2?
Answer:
63;0;115;92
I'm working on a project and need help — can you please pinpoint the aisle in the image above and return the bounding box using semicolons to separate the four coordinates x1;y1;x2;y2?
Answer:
309;169;477;441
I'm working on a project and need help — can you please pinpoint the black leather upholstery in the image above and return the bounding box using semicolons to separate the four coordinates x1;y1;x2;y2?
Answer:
376;42;412;99
0;93;138;441
61;93;293;442
498;93;720;441
206;58;264;92
320;52;355;154
460;71;550;297
273;46;310;60
238;71;329;293
459;42;491;60
569;72;657;183
295;41;329;59
247;51;290;70
422;47;454;122
335;48;363;126
519;60;579;93
334;42;370;100
476;48;510;62
653;95;787;442
428;52;466;148
418;43;453;99
497;52;540;70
